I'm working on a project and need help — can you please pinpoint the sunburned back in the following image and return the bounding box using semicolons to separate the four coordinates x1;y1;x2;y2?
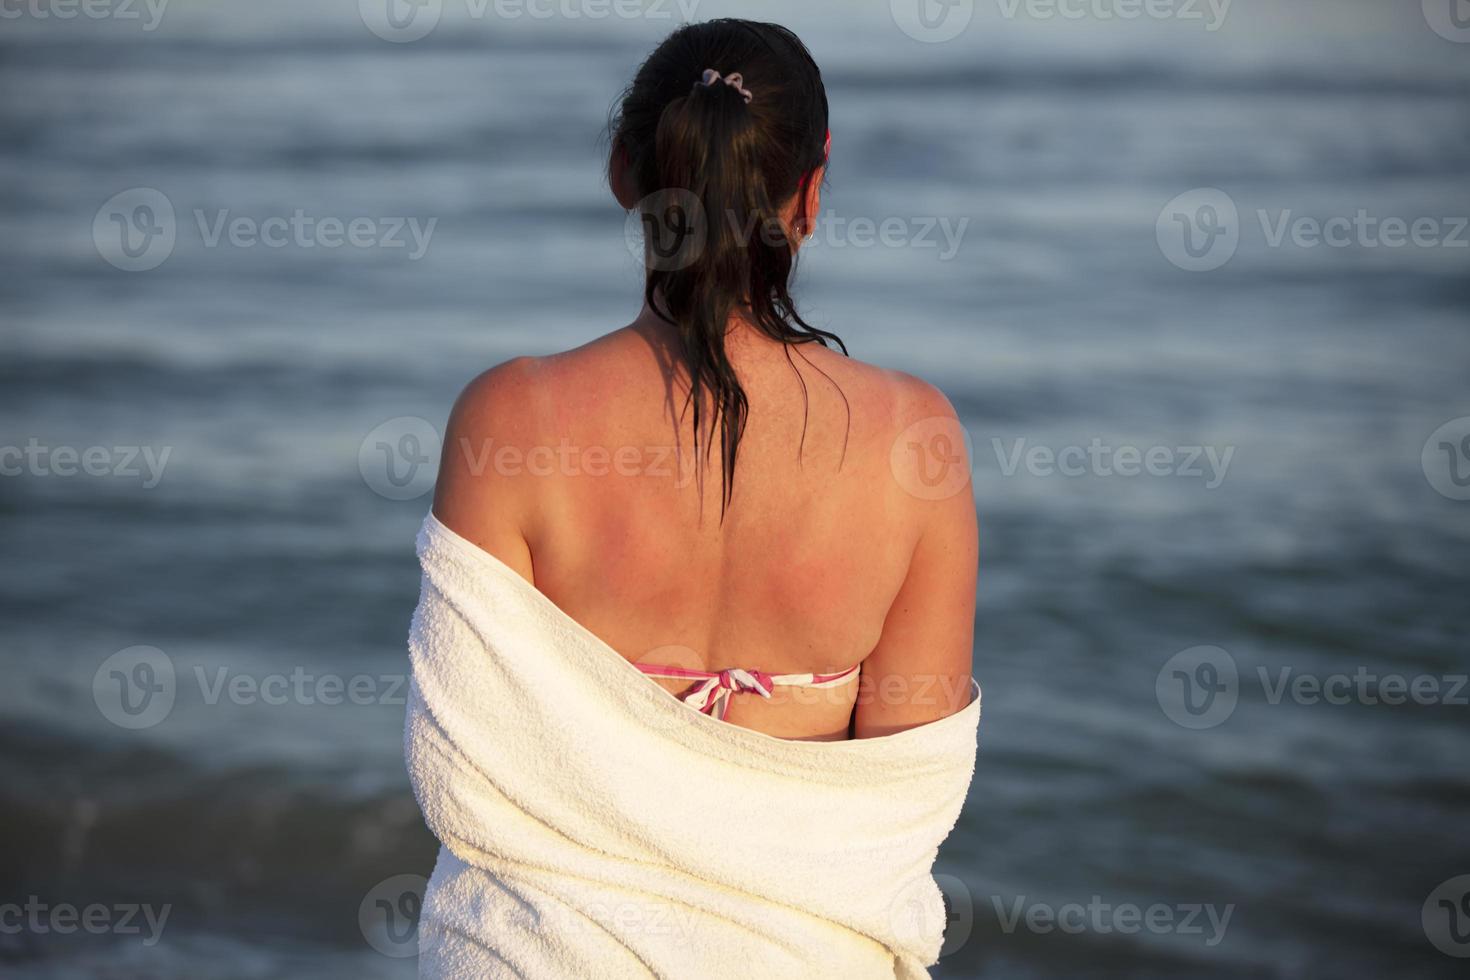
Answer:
433;317;978;741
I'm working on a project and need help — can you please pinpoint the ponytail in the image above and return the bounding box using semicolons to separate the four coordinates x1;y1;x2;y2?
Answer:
612;20;845;520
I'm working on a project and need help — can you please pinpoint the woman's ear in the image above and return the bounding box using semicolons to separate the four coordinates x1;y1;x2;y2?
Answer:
609;140;639;210
805;166;829;221
801;165;824;234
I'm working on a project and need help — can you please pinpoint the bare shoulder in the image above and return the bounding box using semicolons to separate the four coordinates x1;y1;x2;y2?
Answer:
430;355;547;567
883;365;962;427
445;355;546;441
870;364;974;530
439;328;649;470
850;362;977;736
795;342;957;421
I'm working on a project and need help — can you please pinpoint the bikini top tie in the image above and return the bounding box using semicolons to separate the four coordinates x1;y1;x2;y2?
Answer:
632;661;861;721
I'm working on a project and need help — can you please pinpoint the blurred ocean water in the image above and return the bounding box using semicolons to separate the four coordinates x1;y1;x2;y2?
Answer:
1;0;1468;976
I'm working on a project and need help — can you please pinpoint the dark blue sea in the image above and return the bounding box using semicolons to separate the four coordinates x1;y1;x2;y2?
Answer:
2;0;1468;976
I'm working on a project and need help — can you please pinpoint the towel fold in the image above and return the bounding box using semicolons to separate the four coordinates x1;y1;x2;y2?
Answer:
405;512;982;979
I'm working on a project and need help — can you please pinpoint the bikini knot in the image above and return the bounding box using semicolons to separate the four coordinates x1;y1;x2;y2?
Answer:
718;668;774;698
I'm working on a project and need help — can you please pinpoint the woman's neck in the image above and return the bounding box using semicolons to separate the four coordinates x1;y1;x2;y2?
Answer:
632;297;783;359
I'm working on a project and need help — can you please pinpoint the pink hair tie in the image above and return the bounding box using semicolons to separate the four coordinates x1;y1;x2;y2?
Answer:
697;69;753;104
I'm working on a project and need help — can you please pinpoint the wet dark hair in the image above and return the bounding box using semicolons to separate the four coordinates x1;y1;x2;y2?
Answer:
610;18;847;518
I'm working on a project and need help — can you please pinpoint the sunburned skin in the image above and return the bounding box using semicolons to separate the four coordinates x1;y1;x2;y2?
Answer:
432;306;977;742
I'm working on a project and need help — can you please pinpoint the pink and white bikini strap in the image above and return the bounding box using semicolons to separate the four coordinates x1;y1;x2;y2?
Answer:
633;662;861;721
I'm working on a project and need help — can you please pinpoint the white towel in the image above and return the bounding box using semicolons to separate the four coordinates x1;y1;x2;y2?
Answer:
405;512;982;979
